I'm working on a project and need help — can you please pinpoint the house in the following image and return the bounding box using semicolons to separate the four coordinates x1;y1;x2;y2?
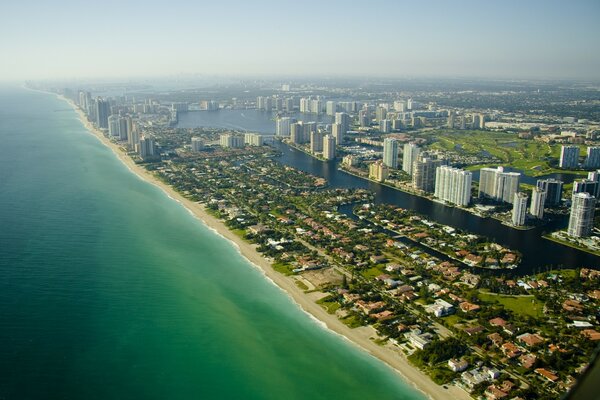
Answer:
501;342;522;359
371;310;395;321
426;299;455;317
582;329;600;341
460;301;481;313
464;325;485;336
488;332;504;347
562;299;584;313
248;224;270;235
448;358;469;372
406;331;434;350
489;317;508;327
519;353;537;369
355;300;386;315
535;368;559;382
517;333;544;347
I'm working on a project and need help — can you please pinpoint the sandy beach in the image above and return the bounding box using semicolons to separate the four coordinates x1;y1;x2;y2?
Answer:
59;95;471;400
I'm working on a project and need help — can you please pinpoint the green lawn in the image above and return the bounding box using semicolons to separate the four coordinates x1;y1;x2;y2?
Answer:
442;314;463;328
361;266;385;280
478;292;545;318
341;314;364;328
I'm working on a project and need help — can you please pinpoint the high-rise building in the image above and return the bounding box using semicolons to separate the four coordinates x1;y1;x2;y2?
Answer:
95;98;110;129
585;147;600;169
244;133;264;146
322;135;336;160
412;158;443;192
326;101;336;116
256;96;272;111
284;98;294;112
331;123;344;144
310;99;322;114
335;112;350;134
402;143;420;175
128;123;140;150
392;119;403;130
369;160;388;182
478;167;521;204
375;106;387;122
300;98;310;113
447;112;455;128
536;179;563;206
472;114;481;129
290;122;306;144
383;138;399;169
434;166;472;206
567;192;596;237
573;179;598;198
310;130;323;154
559;145;580;169
191;137;204;152
276;117;292;137
394;100;406;112
139;136;156;160
512;192;528;226
380;119;392;133
220;133;244;148
108;114;120;137
118;116;129;140
530;187;546;219
358;109;369;127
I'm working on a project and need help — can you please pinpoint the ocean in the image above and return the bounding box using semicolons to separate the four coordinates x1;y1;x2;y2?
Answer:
0;86;423;400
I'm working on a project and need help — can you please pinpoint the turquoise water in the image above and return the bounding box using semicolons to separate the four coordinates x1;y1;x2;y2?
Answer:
0;87;423;400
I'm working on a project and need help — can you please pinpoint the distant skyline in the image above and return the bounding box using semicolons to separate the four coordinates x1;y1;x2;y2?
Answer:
2;0;600;81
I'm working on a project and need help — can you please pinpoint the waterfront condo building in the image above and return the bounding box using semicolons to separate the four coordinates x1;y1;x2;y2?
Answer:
331;123;344;144
512;192;528;226
530;187;546;219
402;143;420;175
108;114;120;137
244;133;263;147
478;166;520;204
220;133;244;149
139;136;156;161
573;179;599;198
434;166;472;206
536;178;563;206
413;158;443;193
335;112;350;134
326;101;336;116
322;135;336;160
95;98;110;129
276;117;292;137
310;130;324;154
559;145;580;169
369;160;389;183
568;192;596;238
383;138;399;169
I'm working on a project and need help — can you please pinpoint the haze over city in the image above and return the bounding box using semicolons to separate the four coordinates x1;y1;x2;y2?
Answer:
2;0;600;81
2;2;600;400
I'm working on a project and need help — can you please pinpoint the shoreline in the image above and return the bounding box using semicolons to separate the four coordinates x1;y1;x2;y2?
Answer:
56;93;470;400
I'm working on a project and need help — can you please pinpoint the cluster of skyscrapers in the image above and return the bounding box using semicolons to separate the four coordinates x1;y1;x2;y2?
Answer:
77;91;154;161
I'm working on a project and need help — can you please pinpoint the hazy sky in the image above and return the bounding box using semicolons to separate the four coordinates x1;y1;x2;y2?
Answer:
2;0;600;81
